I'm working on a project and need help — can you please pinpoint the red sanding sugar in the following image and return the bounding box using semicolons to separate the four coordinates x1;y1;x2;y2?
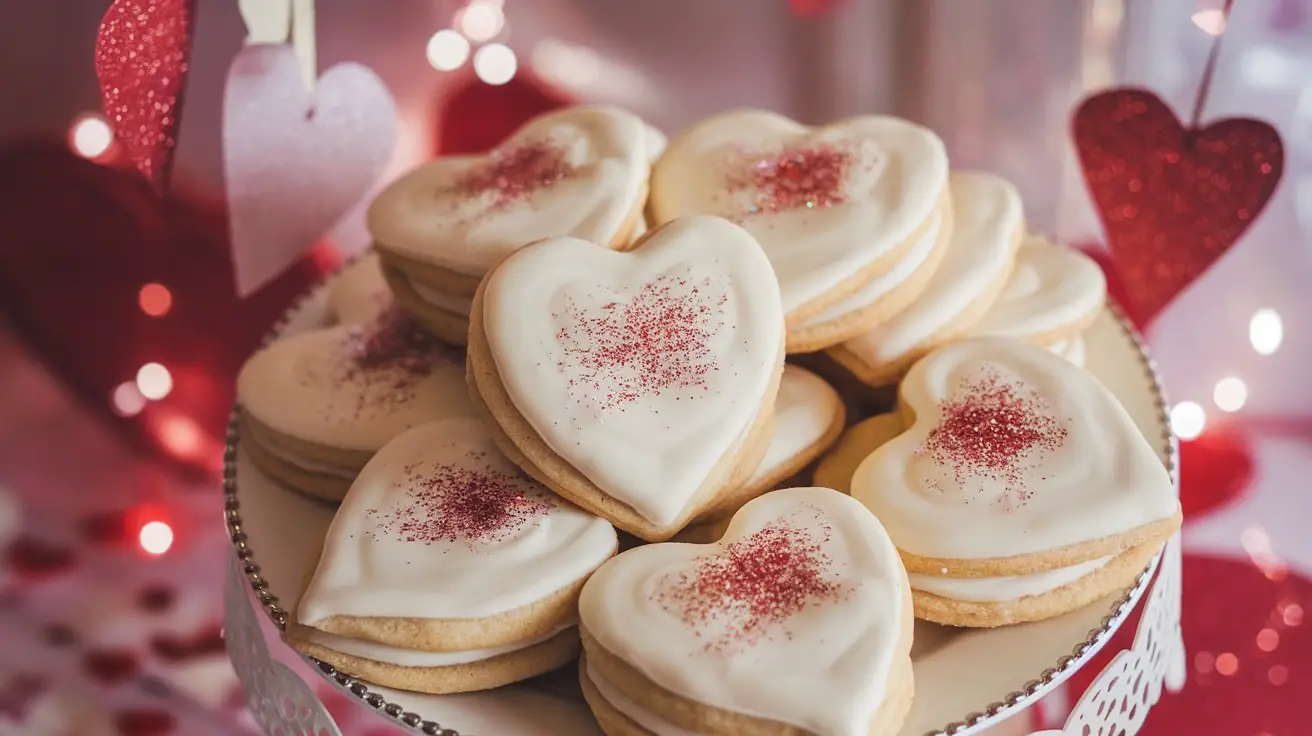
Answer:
368;454;553;547
921;367;1068;507
554;273;728;413
453;140;578;208
327;308;454;417
656;516;849;652
729;144;854;216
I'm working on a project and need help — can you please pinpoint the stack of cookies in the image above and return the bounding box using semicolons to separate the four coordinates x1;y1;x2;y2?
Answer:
237;104;1181;736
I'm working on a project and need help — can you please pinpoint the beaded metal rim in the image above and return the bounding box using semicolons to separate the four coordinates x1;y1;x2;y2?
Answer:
221;258;1178;736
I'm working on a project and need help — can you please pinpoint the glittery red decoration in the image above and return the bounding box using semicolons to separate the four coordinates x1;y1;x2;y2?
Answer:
657;516;848;652
1073;88;1284;324
922;368;1068;507
454;141;578;208
369;455;553;546
331;308;454;416
94;0;194;190
554;274;728;412
730;145;853;216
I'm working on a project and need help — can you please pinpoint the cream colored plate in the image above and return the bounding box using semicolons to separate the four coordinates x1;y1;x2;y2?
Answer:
225;270;1175;736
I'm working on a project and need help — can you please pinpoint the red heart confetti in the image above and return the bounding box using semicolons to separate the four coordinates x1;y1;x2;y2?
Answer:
115;707;176;736
6;537;76;579
1073;88;1283;325
83;648;141;684
94;0;195;190
149;624;224;662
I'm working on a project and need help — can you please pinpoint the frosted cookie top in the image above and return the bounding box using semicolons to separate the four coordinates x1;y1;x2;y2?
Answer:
329;252;392;326
580;487;908;736
969;236;1106;340
850;338;1178;560
838;171;1022;368
482;215;785;526
368;105;653;276
299;418;617;624
237;310;472;452
750;365;842;484
652;109;949;313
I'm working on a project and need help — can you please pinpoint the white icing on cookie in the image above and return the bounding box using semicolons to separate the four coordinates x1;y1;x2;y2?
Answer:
580;487;907;736
369;105;652;277
408;278;474;317
299;419;617;624
645;124;668;162
586;660;698;736
651;110;948;314
306;625;572;667
968;237;1106;340
836;172;1022;368
483;215;784;526
1047;334;1086;368
330;252;393;326
850;338;1178;560
749;366;841;484
907;556;1112;603
797;206;943;328
237;315;474;452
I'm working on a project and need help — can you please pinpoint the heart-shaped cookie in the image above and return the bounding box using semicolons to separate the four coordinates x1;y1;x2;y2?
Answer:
470;215;785;538
651;109;948;320
297;418;618;646
579;487;912;736
369;105;653;280
966;235;1106;346
850;338;1180;573
328;252;393;327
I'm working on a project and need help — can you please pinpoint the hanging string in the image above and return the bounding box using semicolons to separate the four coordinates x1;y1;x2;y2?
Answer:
1188;0;1238;132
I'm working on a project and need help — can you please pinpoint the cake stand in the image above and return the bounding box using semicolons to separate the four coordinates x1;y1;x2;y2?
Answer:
222;271;1185;736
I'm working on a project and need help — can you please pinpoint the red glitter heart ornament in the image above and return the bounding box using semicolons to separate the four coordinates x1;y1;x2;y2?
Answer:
1072;88;1283;325
94;0;195;191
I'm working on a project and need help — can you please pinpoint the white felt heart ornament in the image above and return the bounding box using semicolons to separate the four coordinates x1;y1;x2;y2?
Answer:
852;338;1179;561
481;215;784;527
224;44;396;296
298;418;617;626
368;105;651;278
651;109;948;315
580;487;910;736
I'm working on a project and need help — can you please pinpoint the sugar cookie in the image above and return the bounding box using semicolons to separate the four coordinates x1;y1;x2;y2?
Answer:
1047;333;1086;368
370;105;657;344
468;215;786;541
580;487;913;736
849;338;1181;627
966;235;1105;349
290;419;617;693
651;109;950;324
237;310;474;501
812;413;904;495
827;171;1024;387
329;252;392;327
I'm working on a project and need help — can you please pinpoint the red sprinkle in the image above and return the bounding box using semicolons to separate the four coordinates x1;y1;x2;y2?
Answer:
368;453;553;547
554;273;729;413
656;515;848;652
326;308;455;418
453;140;578;208
728;144;853;215
921;367;1069;507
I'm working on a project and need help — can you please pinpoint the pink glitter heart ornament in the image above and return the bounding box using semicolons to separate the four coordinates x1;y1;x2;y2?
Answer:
224;44;396;297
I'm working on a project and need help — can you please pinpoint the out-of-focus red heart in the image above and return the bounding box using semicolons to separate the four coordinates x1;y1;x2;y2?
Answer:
1073;88;1283;326
0;142;332;476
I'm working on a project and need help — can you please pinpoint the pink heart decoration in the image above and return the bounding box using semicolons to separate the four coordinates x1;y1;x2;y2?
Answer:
224;44;396;297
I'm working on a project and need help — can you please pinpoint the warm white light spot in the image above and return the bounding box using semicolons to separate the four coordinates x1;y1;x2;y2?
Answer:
138;520;174;556
1192;9;1227;36
136;363;173;401
159;415;202;457
474;43;517;85
1213;377;1248;412
70;115;113;158
111;382;146;417
1170;401;1206;440
426;29;470;71
532;39;601;87
457;1;505;42
1249;309;1283;355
